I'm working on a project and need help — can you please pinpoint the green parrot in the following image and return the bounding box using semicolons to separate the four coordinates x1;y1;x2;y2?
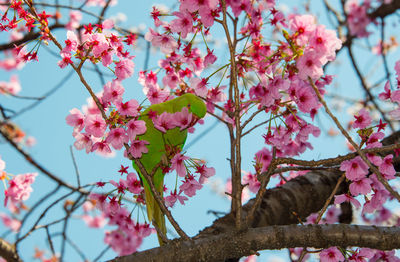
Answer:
131;93;207;245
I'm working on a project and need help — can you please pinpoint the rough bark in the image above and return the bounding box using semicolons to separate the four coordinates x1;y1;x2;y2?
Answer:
198;170;346;237
112;225;400;262
0;238;21;262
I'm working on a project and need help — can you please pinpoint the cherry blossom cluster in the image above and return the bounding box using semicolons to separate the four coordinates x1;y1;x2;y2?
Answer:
58;21;136;80
66;84;144;157
293;236;399;261
0;156;36;234
380;59;400;119
0;0;52;65
143;3;341;166
81;154;215;254
317;247;399;262
333;109;399;223
88;192;151;255
344;0;372;38
140;1;346;213
0;156;37;208
84;161;213;255
166;156;215;207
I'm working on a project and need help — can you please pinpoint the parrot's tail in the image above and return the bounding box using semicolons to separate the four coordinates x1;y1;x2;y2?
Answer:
153;200;166;245
144;187;167;246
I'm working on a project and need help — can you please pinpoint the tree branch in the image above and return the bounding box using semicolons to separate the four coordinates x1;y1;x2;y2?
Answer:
0;238;21;262
111;224;400;262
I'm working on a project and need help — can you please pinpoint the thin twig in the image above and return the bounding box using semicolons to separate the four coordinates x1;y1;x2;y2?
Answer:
70;146;81;188
298;173;346;262
133;158;189;240
309;77;400;203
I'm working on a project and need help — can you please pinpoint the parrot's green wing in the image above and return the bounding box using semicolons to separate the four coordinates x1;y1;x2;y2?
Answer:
131;93;206;245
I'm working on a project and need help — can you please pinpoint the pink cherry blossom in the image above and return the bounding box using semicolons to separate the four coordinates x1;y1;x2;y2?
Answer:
89;193;108;211
203;49;217;67
366;152;383;166
379;81;391;101
395;60;400;81
196;165;216;184
180;0;219;13
296;123;321;144
144;28;178;54
334;193;361;208
115;58;134;80
339;156;369;181
91;141;112;155
104;229;141;256
349;248;374;262
349;178;372;196
310;25;341;60
366;132;384;147
324;206;340;224
174;107;193;131
179;175;202;197
249;82;280;108
146;87;169;104
129;140;149;158
320;247;344;262
370;250;400;262
73;133;93;153
294;84;320;113
66;108;85;134
352;108;372;129
125;172;142;194
5;173;37;205
254;147;272;172
296;49;324;80
225;178;250;203
190;78;208;97
102;80;124;104
242;171;260;193
117;99;139;116
170;10;193;39
165;190;188;208
379;154;396;180
162;71;180;89
127;119;147;141
230;0;251;17
57;52;73;68
153;112;176;133
85;114;107;137
289;14;316;45
391;89;400;103
89;33;109;58
345;0;371;38
82;200;95;212
171;153;189;177
106;127;129;150
62;30;79;54
181;0;218;27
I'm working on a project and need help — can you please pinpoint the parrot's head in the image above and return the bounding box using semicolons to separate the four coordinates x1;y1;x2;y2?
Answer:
178;93;207;119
